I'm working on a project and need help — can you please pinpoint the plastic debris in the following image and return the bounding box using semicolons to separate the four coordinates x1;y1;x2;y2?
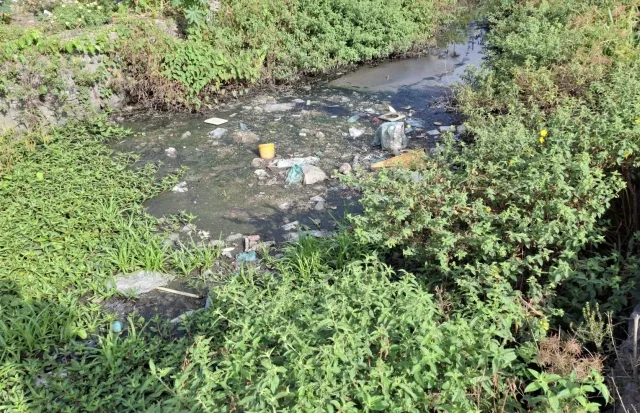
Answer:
239;122;249;131
271;157;319;168
281;221;299;231
236;250;258;263
347;115;360;123
370;150;427;170
388;105;397;113
379;112;406;122
208;128;228;138
286;164;304;184
372;122;407;153
111;321;123;333
204;117;228;125
244;235;261;251
113;270;174;295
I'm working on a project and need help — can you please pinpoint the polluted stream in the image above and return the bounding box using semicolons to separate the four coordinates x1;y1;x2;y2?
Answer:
106;24;486;322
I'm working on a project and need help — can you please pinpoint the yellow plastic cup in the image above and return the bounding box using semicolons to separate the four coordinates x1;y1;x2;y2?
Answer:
258;143;275;160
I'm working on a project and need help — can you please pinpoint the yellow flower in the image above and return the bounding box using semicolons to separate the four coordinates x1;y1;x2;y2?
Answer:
539;129;548;138
625;151;632;159
540;319;549;331
539;136;545;144
485;207;492;213
635;119;640;125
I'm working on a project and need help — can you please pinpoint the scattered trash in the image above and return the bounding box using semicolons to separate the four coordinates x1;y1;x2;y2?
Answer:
111;321;123;333
293;98;305;103
281;221;299;231
165;147;177;158
348;115;361;123
306;100;311;106
181;131;192;138
364;108;375;114
349;127;365;138
299;131;307;137
379;112;406;122
197;230;210;239
208;128;228;139
370;150;427;169
426;129;441;136
258;143;276;160
244;234;261;251
221;247;235;259
239;122;249;131
272;157;319;168
156;287;201;298
172;182;188;193
302;165;327;185
286;164;304;184
373;122;407;153
339;163;352;174
236;250;258;263
113;270;175;295
204;117;228;125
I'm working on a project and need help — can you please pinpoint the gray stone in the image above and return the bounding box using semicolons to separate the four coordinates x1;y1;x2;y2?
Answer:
314;201;325;211
263;103;295;112
338;163;352;174
372;122;407;153
310;195;325;203
114;271;174;295
316;131;325;138
225;233;244;243
182;131;192;138
456;125;467;134
208;128;228;139
302;165;327;185
278;202;291;210
426;129;440;136
251;157;266;168
232;131;259;144
439;125;454;132
165;147;177;157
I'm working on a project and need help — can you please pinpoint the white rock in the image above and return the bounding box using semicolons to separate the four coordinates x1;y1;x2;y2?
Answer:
281;221;299;231
314;201;325;211
302;165;327;185
254;169;269;178
182;131;192;138
172;182;188;193
349;127;365;138
316;131;325;138
165;147;177;157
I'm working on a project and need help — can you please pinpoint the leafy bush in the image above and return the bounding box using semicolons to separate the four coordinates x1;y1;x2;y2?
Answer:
46;1;112;30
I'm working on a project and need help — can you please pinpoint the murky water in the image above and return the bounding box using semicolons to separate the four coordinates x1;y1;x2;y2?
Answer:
114;24;486;244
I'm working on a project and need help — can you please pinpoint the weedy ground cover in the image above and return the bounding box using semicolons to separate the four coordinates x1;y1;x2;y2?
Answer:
1;0;639;411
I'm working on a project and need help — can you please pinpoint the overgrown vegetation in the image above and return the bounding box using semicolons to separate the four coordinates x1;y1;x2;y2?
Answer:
2;0;640;411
